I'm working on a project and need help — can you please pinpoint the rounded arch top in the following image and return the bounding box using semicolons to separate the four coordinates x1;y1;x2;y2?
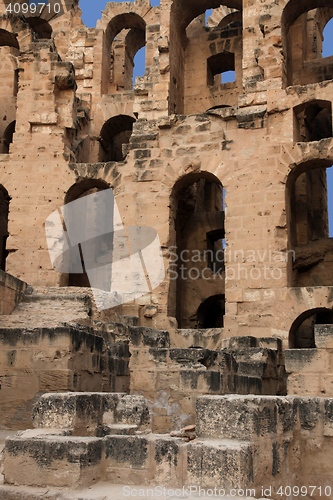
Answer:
100;115;136;141
0;15;36;48
105;12;146;45
286;155;333;190
0;27;19;48
97;0;151;42
281;0;329;35
65;178;110;205
171;170;223;199
289;307;333;348
171;0;242;38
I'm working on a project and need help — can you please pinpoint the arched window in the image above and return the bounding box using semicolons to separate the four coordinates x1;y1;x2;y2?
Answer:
287;158;333;287
99;115;135;162
2;121;16;154
282;1;333;86
170;1;242;114
170;172;225;328
289;308;333;348
103;13;146;94
197;294;225;328
64;179;110;288
0;29;19;50
293;100;332;143
322;18;333;58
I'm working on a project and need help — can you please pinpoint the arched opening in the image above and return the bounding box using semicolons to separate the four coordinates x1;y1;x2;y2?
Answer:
2;121;16;154
0;185;10;271
170;1;242;114
133;45;146;85
99;115;135;162
197;294;225;328
289;308;333;348
80;0;160;28
170;172;225;328
293;100;332;143
104;13;146;94
0;29;19;50
0;32;19;155
322;18;333;58
282;1;333;87
25;18;52;39
64;179;110;288
287;158;333;286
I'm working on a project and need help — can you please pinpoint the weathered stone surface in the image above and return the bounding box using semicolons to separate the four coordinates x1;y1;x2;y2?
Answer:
32;392;150;436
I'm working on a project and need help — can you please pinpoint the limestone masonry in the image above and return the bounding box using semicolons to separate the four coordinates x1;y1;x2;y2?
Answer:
0;0;333;497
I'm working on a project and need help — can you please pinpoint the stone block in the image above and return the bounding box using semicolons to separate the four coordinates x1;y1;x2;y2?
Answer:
152;437;184;486
196;395;278;440
315;325;333;349
285;349;330;374
32;393;150;435
186;439;254;489
2;434;103;488
104;435;150;484
287;373;321;396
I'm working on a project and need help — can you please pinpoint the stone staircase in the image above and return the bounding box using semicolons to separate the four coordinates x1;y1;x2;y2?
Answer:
2;393;333;499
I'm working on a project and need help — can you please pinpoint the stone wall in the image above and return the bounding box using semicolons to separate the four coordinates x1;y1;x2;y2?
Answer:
2;393;333;500
0;324;129;429
0;0;331;343
0;271;26;316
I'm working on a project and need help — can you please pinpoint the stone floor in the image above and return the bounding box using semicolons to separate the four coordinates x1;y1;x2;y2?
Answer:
0;482;259;499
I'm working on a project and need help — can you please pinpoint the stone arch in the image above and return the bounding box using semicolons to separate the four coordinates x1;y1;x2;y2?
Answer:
197;294;225;328
101;10;147;94
170;0;243;114
206;6;241;28
286;152;333;287
2;120;15;154
293;100;332;143
281;0;333;86
25;18;52;39
63;178;110;287
0;16;34;49
289;307;333;348
99;115;136;162
0;28;19;49
169;170;225;328
322;16;333;57
171;0;242;43
0;184;10;271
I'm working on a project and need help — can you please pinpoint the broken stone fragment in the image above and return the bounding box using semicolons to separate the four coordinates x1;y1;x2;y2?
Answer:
170;424;196;441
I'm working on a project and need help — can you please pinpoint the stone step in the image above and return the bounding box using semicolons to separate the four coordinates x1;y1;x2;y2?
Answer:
3;431;103;488
105;424;138;435
0;483;264;500
187;438;254;489
32;393;150;436
2;431;254;491
196;395;279;440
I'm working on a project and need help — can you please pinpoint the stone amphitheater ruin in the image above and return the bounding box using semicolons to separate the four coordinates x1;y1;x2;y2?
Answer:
0;0;333;497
